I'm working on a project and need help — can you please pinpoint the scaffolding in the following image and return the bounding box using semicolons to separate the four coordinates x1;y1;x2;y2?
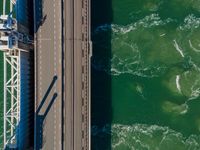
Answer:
0;0;30;148
4;50;20;148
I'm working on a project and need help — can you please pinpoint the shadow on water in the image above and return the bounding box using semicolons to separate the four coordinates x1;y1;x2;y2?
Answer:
25;51;35;149
27;0;34;35
35;76;58;150
27;1;35;147
91;0;113;149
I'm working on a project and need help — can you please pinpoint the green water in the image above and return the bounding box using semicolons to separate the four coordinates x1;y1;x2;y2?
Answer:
92;0;200;149
0;52;3;148
0;0;10;147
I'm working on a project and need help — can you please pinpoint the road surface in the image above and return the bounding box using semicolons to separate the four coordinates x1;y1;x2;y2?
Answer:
34;0;91;149
63;0;91;149
34;0;62;149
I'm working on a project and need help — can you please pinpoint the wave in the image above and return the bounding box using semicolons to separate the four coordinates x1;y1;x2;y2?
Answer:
180;56;200;101
189;40;200;53
176;75;182;93
162;101;189;115
179;14;200;30
92;40;168;78
94;14;200;36
92;54;167;78
94;14;173;35
92;123;200;150
173;40;185;57
189;79;200;101
92;13;200;100
164;56;200;101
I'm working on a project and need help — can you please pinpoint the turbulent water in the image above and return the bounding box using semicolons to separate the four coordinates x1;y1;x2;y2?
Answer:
92;0;200;149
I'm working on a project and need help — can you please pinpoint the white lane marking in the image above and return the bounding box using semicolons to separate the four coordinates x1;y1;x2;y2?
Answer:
53;0;57;149
38;40;42;146
38;27;43;97
38;38;52;41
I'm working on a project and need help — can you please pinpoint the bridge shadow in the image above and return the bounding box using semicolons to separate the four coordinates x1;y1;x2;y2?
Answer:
27;0;34;36
34;0;47;32
91;0;113;149
35;76;58;150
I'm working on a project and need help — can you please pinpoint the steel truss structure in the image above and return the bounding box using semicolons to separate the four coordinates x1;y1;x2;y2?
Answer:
1;0;23;148
4;50;20;148
1;0;33;148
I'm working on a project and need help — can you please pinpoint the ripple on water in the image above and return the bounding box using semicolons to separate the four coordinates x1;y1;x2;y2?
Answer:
92;4;200;149
162;101;188;115
92;124;200;150
93;14;200;99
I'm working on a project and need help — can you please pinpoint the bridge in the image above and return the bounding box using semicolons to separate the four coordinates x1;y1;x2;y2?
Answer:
0;0;91;149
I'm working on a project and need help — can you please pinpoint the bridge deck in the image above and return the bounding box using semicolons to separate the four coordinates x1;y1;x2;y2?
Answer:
34;0;91;149
63;0;91;149
34;0;62;149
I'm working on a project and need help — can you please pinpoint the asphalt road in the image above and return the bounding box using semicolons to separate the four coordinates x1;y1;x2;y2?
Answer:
63;0;91;149
34;0;62;149
34;0;91;149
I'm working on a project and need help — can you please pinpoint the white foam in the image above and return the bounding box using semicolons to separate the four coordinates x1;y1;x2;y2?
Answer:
179;14;200;30
189;89;200;100
187;57;200;72
92;124;200;150
94;14;173;35
176;75;181;93
180;104;189;114
189;40;200;53
189;80;200;100
173;40;185;57
160;33;166;37
110;68;121;76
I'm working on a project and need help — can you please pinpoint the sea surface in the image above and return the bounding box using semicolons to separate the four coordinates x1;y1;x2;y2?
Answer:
91;0;200;149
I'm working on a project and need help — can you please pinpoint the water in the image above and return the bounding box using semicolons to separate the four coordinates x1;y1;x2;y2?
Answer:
0;53;3;148
92;0;200;149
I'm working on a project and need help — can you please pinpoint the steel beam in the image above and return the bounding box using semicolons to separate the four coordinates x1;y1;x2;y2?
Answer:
3;50;20;148
3;0;6;15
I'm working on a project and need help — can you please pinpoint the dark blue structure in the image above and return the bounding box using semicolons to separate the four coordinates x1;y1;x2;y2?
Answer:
15;0;34;149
